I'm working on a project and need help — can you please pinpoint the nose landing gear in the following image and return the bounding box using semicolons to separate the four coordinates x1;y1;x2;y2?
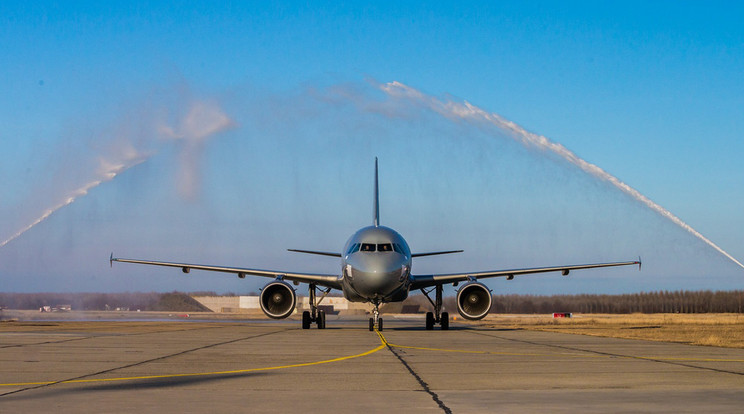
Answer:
369;299;383;331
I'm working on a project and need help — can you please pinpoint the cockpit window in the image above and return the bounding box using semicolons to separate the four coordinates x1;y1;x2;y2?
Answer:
347;243;361;255
361;243;376;252
377;243;393;252
393;243;404;254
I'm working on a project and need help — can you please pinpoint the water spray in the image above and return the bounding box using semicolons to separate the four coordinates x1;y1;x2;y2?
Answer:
0;157;147;248
379;81;744;270
0;100;234;249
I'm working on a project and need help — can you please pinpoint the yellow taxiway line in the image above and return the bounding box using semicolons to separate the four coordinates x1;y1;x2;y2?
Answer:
3;329;741;388
1;332;387;388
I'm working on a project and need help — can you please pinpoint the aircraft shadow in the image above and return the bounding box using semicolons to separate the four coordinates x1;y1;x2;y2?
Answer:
383;326;521;332
384;326;470;331
3;372;267;400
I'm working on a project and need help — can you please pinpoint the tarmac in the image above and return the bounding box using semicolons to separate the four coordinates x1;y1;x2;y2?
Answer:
1;315;744;413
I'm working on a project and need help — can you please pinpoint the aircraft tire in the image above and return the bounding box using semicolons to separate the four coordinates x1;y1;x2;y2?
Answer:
425;312;434;330
317;310;326;329
441;312;449;330
302;311;311;329
378;318;383;331
369;318;374;331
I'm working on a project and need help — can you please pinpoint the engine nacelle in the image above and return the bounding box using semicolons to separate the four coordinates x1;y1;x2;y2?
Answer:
259;281;296;319
456;282;492;320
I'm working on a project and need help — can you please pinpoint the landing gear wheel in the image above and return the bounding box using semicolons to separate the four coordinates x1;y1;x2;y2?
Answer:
369;317;375;331
425;312;434;330
302;311;311;329
316;310;326;329
440;312;449;330
378;318;383;331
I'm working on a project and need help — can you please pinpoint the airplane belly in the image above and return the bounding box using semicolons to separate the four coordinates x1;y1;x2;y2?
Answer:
341;278;367;302
343;269;408;302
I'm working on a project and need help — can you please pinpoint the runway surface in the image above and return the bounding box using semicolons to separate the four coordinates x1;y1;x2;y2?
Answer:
2;317;744;413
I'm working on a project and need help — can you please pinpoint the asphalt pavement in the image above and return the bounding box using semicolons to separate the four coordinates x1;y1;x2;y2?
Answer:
1;317;743;413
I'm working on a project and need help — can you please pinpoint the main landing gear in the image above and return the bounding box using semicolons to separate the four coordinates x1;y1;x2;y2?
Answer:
422;284;449;330
369;299;383;331
302;284;330;329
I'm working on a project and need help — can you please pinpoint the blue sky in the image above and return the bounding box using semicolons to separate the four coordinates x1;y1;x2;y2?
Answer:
1;2;742;294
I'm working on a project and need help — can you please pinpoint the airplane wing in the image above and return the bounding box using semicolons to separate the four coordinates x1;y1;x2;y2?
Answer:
410;259;641;290
110;254;342;290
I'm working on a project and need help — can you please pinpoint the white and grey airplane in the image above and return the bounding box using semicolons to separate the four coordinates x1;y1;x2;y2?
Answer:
111;159;640;331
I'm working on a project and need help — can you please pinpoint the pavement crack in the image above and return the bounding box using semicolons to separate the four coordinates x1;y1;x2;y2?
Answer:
385;342;452;414
466;330;744;377
0;336;91;349
0;328;292;398
0;324;228;349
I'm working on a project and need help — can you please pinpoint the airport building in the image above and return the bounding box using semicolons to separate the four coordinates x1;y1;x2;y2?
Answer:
192;295;372;314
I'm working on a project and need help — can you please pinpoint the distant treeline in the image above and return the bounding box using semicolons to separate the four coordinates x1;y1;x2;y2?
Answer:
380;290;744;314
2;290;743;314
469;290;744;314
0;292;210;312
409;290;744;314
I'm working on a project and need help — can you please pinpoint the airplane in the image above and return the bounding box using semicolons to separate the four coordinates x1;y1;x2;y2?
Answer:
111;158;640;331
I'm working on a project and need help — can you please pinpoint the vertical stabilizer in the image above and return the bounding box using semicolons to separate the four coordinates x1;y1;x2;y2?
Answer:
374;157;380;227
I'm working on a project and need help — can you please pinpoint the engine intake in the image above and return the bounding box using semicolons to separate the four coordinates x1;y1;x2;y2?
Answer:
259;281;296;319
456;282;492;320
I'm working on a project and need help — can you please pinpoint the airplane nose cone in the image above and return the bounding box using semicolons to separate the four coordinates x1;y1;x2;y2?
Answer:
347;256;407;296
350;261;400;282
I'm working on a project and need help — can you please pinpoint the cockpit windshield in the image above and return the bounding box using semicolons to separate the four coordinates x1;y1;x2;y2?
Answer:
377;243;393;252
354;242;403;254
346;243;361;255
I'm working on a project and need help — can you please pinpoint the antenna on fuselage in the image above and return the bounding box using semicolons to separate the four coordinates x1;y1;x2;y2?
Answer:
374;157;379;227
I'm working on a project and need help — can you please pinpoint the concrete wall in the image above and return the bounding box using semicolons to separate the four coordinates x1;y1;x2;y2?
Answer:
193;295;371;313
239;296;260;309
299;297;351;310
191;296;240;313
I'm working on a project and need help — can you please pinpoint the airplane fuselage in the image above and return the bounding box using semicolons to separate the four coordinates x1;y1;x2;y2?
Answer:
341;226;412;304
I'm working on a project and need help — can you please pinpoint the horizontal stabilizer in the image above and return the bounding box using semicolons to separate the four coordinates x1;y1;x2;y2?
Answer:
411;250;464;258
287;249;342;258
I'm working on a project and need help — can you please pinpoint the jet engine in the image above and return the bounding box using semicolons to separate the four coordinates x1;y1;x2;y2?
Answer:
456;282;492;320
259;280;296;319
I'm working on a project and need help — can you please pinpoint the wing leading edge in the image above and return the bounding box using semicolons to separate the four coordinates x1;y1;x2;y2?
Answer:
410;259;641;290
110;255;342;290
